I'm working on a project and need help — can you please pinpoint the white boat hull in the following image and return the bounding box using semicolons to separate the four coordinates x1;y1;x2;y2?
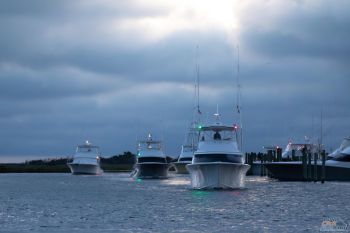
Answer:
173;161;190;174
186;162;250;189
67;163;103;175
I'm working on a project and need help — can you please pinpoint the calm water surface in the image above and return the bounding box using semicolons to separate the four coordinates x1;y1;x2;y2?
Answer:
0;173;349;232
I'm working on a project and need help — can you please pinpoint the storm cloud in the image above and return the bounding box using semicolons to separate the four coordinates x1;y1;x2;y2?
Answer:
0;0;349;161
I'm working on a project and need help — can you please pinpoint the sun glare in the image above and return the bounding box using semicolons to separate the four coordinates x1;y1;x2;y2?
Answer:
116;0;239;43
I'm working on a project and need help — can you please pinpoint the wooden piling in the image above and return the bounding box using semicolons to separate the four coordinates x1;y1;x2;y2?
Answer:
292;149;296;161
302;147;307;180
264;153;267;176
313;153;318;182
321;150;326;183
264;153;268;176
260;154;264;176
277;148;282;162
307;152;312;181
267;150;272;163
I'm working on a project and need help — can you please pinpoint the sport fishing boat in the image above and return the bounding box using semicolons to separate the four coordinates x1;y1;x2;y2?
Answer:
67;141;103;175
173;123;198;174
132;133;170;179
186;112;250;189
320;137;350;180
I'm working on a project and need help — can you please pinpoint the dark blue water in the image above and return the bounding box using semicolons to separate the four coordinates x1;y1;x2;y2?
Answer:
0;173;349;232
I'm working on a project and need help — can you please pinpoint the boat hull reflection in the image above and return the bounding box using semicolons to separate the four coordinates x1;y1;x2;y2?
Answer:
173;161;190;174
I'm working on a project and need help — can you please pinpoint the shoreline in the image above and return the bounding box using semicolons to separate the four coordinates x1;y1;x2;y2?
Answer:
0;164;134;173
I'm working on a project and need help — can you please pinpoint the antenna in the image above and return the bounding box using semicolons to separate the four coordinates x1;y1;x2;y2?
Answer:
320;109;323;151
311;114;315;143
236;45;243;151
160;118;165;144
214;104;220;121
196;45;201;119
136;120;140;144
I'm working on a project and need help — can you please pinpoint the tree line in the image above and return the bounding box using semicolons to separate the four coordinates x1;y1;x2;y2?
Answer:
25;151;137;166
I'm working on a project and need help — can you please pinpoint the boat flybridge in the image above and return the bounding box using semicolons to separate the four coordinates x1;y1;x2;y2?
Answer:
186;112;250;189
67;141;103;175
173;123;199;174
326;137;350;172
132;133;170;179
282;142;314;160
328;137;350;159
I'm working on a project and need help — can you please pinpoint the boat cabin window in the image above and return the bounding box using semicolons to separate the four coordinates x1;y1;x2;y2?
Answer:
76;146;100;155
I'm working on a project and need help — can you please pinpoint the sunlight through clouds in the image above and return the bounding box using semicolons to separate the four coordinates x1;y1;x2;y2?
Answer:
115;0;239;43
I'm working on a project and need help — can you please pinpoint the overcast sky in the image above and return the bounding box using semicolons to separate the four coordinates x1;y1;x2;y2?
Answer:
1;0;349;161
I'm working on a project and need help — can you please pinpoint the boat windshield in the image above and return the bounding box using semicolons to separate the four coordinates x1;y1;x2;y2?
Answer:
138;141;162;151
198;126;237;143
76;146;100;154
182;145;197;152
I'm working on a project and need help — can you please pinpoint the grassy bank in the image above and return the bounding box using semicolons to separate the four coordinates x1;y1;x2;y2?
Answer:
0;163;134;173
0;164;70;173
0;152;136;173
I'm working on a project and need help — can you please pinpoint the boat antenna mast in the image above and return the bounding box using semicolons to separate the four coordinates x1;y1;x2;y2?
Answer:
235;45;243;151
214;104;221;124
192;45;202;146
195;45;201;126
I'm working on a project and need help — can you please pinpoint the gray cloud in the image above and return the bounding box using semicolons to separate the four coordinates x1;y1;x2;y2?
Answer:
0;65;126;101
239;0;350;62
0;0;349;161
